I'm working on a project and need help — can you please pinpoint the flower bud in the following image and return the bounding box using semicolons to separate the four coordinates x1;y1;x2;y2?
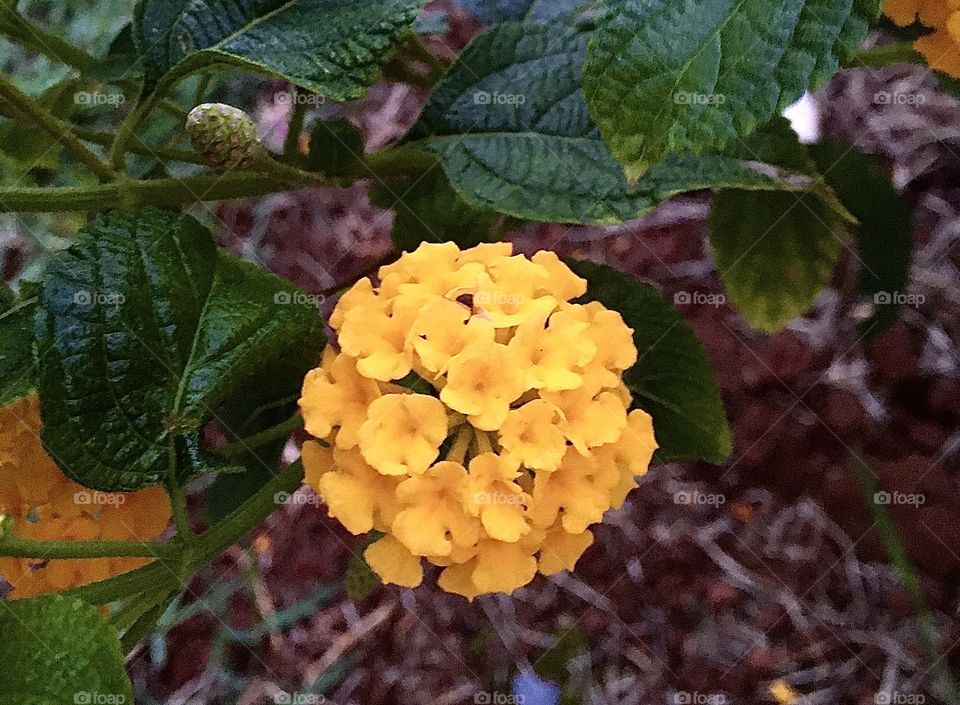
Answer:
185;103;264;171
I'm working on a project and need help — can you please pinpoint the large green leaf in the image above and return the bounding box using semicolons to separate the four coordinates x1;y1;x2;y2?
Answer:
809;142;913;335
0;285;37;406
409;20;803;225
709;189;845;333
454;0;583;22
371;171;502;252
36;208;324;492
134;0;425;97
0;594;132;705
569;260;731;463
583;0;884;179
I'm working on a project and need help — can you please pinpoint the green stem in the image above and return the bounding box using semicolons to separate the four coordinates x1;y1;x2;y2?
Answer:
0;147;433;213
382;61;436;90
187;461;304;568
193;73;213;107
844;43;925;69
0;72;115;181
157;100;189;123
344;146;438;180
284;88;309;160
853;454;960;700
0;535;175;559
0;172;297;212
252;151;329;186
63;462;305;605
215;414;304;459
73;126;207;165
0;10;97;72
110;92;156;172
166;447;194;541
407;36;449;81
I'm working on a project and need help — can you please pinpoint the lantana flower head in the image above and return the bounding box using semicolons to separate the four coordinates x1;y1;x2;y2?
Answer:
884;0;960;76
299;243;658;599
0;396;171;599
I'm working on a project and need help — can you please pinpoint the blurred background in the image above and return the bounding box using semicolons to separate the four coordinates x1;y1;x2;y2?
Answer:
2;1;959;703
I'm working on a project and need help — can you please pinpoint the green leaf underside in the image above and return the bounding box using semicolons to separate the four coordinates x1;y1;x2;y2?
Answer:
455;0;584;22
134;0;425;98
37;208;323;491
0;286;37;406
371;171;501;251
809;142;913;334
710;189;844;333
346;531;386;601
0;595;132;705
0;79;83;171
409;20;804;225
583;0;884;179
569;260;732;463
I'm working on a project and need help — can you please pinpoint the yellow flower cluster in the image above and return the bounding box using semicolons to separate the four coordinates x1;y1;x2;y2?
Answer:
884;0;960;76
299;243;658;599
0;396;171;599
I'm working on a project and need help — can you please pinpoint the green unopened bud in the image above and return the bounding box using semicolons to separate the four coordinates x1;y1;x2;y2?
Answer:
186;103;264;171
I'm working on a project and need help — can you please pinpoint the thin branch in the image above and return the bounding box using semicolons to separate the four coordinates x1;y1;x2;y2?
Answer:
0;9;98;72
0;72;116;181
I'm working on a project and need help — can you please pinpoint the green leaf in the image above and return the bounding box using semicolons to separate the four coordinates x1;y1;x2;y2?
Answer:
809;141;913;335
134;0;425;98
306;119;365;176
409;20;800;225
0;594;133;705
0;79;82;171
583;0;883;179
36;208;324;492
0;285;37;406
346;532;385;602
568;260;731;463
709;190;845;333
723;116;857;222
371;171;502;252
454;0;584;22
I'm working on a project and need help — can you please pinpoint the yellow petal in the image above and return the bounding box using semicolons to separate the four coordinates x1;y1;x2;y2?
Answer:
538;528;593;575
471;541;537;595
358;394;448;475
364;535;423;588
438;561;481;600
